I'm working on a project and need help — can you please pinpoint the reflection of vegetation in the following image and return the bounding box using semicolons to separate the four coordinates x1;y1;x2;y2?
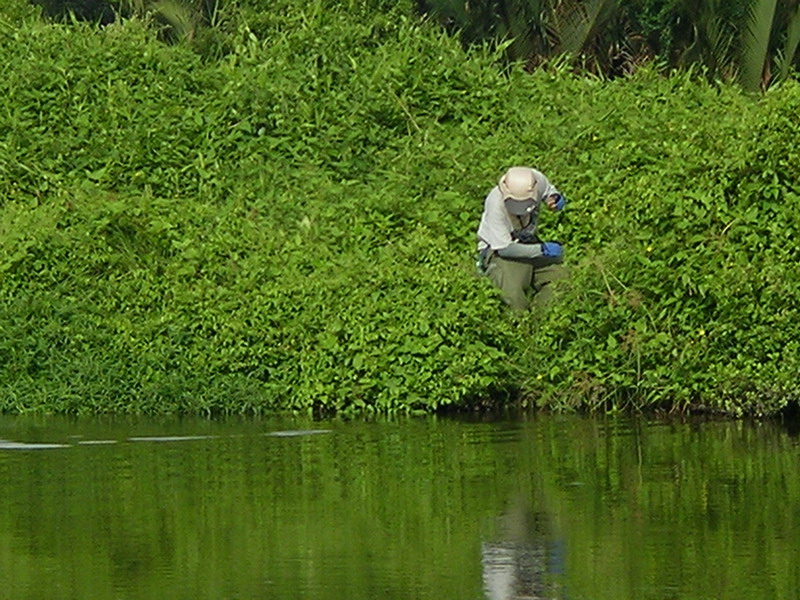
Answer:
0;419;517;600
528;417;800;599
1;417;799;599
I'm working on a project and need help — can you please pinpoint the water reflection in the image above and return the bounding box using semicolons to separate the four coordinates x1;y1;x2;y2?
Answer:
265;429;332;437
0;439;69;450
128;435;218;442
0;428;333;449
1;415;800;600
483;497;567;600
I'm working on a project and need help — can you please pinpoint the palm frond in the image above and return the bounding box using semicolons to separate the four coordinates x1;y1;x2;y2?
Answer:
504;0;550;60
202;0;221;28
120;0;149;13
740;0;778;92
151;0;197;41
776;3;800;82
702;14;735;79
554;0;616;57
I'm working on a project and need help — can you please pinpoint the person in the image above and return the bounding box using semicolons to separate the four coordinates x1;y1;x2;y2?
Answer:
476;166;568;311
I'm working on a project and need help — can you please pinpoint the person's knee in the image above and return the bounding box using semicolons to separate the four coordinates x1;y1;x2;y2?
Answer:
503;288;529;310
536;264;569;285
531;266;568;309
487;258;533;310
489;270;528;310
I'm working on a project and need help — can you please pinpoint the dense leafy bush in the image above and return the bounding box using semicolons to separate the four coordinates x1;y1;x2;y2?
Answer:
1;0;41;22
0;6;515;414
1;2;798;415
515;71;800;416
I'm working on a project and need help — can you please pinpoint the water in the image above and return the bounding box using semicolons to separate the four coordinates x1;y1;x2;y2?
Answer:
1;414;799;600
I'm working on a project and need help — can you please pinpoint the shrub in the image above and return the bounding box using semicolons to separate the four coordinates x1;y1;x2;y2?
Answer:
1;3;799;415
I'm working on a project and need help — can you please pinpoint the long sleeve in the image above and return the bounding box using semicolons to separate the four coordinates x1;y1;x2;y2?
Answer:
496;242;544;260
477;187;515;250
535;171;560;199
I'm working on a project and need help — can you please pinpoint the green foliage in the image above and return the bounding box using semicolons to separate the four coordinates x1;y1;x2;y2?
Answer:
0;7;515;415
1;1;799;415
514;71;800;415
0;0;41;23
420;0;800;86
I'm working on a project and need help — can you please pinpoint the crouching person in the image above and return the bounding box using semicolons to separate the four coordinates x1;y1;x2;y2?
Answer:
477;166;568;311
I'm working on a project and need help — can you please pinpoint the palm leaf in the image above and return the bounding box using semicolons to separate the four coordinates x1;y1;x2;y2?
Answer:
740;0;778;92
119;0;148;13
555;0;616;57
151;0;197;41
777;3;800;82
504;0;550;60
702;13;735;79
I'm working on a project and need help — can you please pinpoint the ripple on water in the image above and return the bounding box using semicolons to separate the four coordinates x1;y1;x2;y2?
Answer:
76;440;119;445
264;429;332;437
0;439;70;450
128;435;218;442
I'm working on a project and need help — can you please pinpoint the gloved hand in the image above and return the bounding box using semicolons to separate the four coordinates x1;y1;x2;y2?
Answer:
550;193;566;211
541;241;563;258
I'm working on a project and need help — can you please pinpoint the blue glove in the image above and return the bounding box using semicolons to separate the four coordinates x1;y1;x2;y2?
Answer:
552;193;566;211
541;241;563;258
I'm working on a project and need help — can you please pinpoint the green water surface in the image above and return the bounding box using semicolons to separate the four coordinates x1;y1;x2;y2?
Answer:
1;415;798;599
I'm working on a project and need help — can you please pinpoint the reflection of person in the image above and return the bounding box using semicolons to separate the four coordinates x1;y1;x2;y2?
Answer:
476;167;568;310
481;503;568;600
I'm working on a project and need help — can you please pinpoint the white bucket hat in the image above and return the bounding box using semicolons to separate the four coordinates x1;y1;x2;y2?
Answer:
498;167;538;215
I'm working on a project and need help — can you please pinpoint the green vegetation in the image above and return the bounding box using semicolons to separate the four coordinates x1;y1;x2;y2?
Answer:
1;0;799;415
32;1;800;90
420;0;800;91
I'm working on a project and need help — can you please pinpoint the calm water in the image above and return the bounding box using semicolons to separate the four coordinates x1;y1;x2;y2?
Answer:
1;414;799;600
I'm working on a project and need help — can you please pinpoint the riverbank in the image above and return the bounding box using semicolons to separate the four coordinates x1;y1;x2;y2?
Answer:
2;1;799;416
